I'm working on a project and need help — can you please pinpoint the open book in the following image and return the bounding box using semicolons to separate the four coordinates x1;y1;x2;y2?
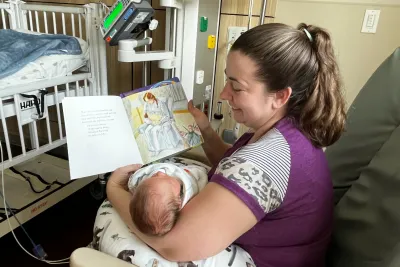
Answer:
62;77;203;179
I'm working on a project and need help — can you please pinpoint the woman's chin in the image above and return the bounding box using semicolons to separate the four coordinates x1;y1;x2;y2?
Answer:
232;112;244;123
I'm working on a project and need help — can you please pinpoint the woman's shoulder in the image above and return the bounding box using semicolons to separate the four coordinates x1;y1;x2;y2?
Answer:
237;117;323;162
209;118;328;216
210;125;293;219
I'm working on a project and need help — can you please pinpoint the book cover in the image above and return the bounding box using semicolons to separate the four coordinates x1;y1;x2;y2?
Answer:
121;77;203;165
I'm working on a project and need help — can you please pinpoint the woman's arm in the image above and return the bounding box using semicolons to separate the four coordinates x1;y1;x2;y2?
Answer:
200;125;232;166
106;169;258;262
188;100;231;166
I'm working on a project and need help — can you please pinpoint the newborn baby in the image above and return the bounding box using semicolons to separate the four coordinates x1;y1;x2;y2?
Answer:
128;162;208;236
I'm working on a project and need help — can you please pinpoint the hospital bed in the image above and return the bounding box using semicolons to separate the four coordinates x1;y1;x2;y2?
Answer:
0;0;108;240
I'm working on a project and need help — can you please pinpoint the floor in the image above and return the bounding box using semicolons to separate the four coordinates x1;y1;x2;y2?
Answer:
0;181;104;267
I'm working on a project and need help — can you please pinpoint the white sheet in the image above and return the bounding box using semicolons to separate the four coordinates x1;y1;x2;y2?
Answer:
0;29;89;88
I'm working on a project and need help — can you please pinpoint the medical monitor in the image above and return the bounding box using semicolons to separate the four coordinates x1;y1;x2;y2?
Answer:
101;0;154;46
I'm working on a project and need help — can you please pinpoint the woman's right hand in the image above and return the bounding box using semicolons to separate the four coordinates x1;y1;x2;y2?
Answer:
108;164;143;190
188;100;211;132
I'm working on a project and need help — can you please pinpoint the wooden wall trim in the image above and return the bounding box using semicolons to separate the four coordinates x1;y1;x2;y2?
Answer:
221;0;277;17
279;0;400;6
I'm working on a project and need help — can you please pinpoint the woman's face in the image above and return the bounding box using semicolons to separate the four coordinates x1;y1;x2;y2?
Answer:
220;51;287;130
145;98;155;104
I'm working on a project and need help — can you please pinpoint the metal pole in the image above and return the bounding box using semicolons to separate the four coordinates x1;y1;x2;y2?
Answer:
247;0;254;29
171;8;178;78
164;7;171;80
142;31;149;86
259;0;268;25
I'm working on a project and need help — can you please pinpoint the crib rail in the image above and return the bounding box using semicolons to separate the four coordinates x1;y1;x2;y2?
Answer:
0;75;93;169
0;1;108;170
0;2;16;29
19;3;87;41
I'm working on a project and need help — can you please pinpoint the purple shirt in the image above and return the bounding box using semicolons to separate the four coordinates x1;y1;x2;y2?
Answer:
208;117;333;267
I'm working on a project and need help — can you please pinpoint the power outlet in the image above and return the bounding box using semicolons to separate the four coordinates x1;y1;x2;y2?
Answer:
227;27;247;44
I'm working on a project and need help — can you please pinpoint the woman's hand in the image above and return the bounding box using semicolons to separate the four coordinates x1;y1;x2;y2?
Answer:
108;164;143;189
188;100;211;133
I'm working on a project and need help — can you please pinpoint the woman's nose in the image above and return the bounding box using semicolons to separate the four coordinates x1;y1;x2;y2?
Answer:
220;83;232;101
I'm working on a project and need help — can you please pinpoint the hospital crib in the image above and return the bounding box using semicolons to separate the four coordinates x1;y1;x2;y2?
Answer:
0;0;108;239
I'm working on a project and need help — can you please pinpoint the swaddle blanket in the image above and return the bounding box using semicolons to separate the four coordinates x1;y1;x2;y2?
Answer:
0;29;82;79
128;162;208;207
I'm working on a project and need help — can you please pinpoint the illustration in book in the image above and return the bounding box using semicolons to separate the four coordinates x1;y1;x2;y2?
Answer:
121;77;203;164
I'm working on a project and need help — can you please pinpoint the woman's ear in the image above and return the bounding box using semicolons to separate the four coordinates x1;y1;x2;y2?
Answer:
272;87;292;109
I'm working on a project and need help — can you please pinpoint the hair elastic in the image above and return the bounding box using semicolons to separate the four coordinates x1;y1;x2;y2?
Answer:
303;29;313;42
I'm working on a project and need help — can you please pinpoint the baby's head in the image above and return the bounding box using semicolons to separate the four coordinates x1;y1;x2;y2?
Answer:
129;171;183;237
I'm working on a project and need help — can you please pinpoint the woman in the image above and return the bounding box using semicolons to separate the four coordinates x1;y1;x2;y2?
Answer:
138;92;184;157
107;22;346;267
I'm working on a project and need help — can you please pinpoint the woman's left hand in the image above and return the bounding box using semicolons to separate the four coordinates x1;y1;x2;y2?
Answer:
108;164;143;189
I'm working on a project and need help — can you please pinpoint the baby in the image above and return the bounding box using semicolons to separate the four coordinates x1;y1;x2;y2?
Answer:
93;158;256;267
127;162;208;237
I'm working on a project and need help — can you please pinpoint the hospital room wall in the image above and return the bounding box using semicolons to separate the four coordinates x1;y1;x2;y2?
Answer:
215;0;400;137
274;0;400;108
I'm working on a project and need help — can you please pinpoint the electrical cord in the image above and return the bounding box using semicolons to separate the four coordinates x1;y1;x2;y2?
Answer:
0;141;70;264
9;167;65;194
23;170;65;187
9;167;51;194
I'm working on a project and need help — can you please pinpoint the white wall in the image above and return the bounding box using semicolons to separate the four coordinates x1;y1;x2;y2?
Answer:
275;0;400;106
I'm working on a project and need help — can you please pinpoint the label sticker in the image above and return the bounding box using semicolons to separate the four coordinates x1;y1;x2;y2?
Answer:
132;12;149;23
124;22;134;32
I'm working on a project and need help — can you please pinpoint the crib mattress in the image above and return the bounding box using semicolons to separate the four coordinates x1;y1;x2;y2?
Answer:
0;29;89;89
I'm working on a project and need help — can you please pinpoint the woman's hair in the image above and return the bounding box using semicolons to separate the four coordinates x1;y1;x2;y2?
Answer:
230;23;346;147
143;92;158;105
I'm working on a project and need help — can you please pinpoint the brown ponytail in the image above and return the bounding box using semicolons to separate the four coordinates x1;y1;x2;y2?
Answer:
231;23;346;147
297;23;346;147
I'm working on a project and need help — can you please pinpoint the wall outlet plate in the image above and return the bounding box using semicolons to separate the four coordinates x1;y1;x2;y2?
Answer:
361;9;380;33
227;27;247;44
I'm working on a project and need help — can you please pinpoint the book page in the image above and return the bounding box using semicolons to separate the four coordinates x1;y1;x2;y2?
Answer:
121;78;204;165
62;96;143;179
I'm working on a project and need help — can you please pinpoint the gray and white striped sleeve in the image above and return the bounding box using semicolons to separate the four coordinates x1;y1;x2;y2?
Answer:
211;129;291;216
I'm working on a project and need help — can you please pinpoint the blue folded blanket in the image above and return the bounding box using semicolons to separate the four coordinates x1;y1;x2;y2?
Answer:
0;29;82;79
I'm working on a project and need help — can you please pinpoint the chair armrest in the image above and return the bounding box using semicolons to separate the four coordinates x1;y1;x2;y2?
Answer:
70;248;138;267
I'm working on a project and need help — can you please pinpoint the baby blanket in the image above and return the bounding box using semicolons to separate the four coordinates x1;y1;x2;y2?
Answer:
128;162;208;207
0;29;82;79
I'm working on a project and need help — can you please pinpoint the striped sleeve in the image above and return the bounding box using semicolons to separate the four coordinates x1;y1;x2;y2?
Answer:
209;128;291;220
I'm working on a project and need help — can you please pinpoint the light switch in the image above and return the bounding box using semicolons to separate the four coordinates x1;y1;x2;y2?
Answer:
366;14;375;27
196;70;204;84
361;9;380;33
